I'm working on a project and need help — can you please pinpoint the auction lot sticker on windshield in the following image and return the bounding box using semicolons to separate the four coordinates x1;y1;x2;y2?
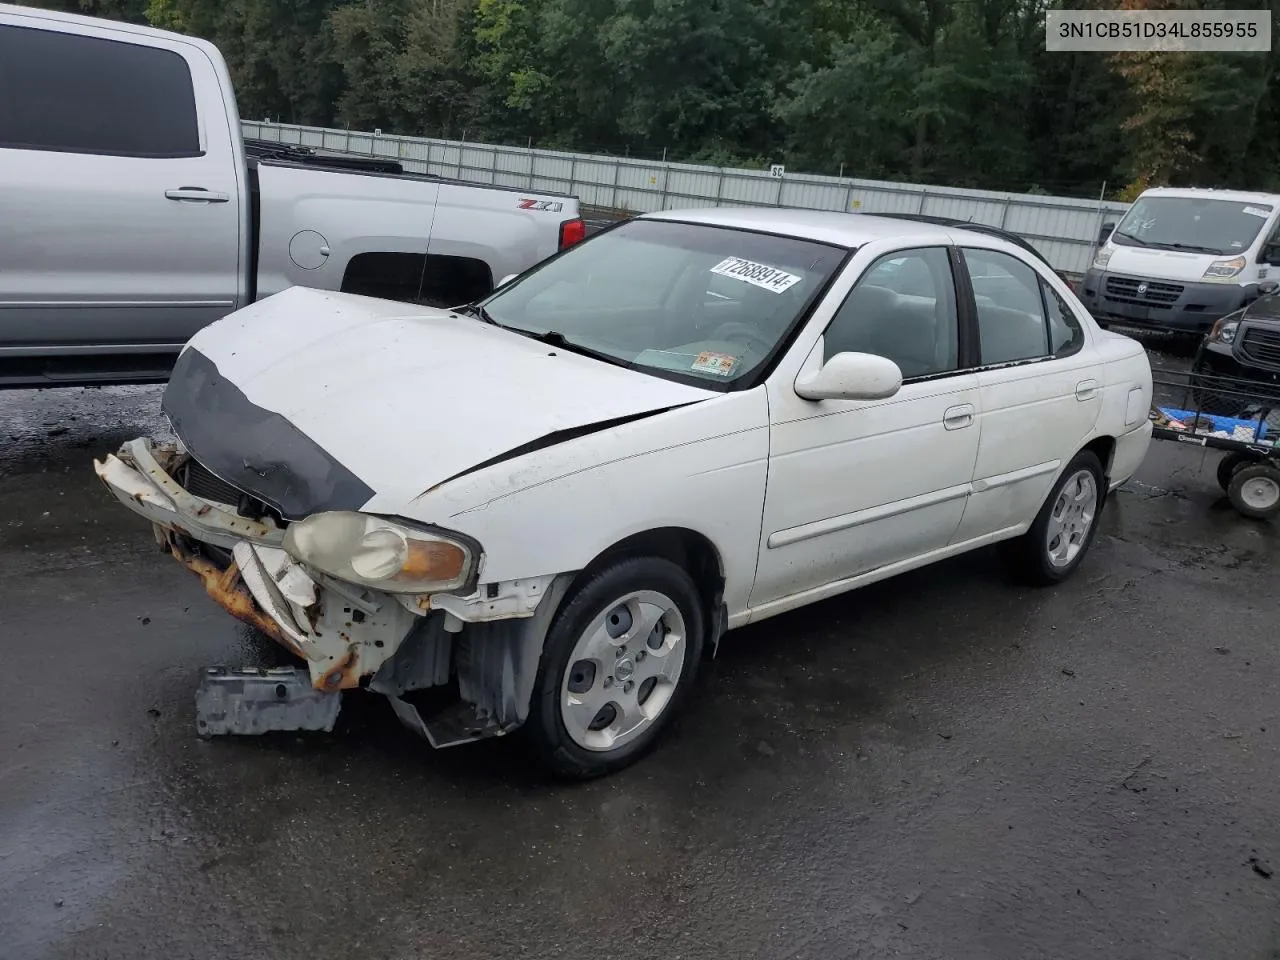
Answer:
711;257;802;294
692;351;737;377
1243;206;1271;218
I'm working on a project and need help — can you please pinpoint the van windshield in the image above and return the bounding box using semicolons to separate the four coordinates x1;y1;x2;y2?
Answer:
1113;196;1273;256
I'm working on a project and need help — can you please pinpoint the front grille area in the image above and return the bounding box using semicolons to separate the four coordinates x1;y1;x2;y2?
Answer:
1239;326;1280;369
1105;276;1184;307
178;457;244;506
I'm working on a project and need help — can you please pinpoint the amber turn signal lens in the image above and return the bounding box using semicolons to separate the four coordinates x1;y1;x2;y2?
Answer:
401;539;466;582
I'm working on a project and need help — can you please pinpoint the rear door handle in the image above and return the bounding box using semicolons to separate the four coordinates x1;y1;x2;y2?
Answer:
943;403;975;430
1076;379;1099;401
165;187;230;203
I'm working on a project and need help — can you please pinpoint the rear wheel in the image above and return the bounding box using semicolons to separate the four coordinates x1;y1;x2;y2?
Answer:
1227;463;1280;520
1002;451;1105;586
526;556;704;779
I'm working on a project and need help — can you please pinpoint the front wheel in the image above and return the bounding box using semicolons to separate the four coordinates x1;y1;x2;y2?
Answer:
1002;450;1105;586
526;556;705;779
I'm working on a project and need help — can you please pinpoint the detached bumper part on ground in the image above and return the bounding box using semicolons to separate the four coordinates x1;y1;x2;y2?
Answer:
93;439;571;747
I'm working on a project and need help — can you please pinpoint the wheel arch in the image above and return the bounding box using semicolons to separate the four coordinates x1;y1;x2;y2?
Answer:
567;527;728;652
1082;434;1116;483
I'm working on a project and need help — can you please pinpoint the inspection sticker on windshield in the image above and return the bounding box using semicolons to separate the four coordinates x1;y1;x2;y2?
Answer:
692;351;737;377
710;257;802;294
1243;206;1270;218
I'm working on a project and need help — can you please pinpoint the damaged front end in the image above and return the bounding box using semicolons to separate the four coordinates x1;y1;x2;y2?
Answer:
94;438;570;747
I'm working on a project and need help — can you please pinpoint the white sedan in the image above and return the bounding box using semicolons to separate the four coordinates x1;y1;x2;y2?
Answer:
96;208;1153;777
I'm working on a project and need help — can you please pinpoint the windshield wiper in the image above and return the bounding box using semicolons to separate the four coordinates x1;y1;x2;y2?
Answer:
1161;242;1226;255
1113;232;1226;256
1113;230;1154;248
454;302;498;325
513;328;635;369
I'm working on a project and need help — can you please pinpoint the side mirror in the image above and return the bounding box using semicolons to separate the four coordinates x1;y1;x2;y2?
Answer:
1098;221;1116;247
795;351;903;402
497;273;519;288
1263;245;1280;267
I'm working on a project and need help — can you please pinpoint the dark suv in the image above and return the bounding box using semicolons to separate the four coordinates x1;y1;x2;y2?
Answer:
1192;289;1280;415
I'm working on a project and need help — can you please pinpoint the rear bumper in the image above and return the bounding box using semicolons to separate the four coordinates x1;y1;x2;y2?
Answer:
1110;421;1153;491
1081;270;1251;334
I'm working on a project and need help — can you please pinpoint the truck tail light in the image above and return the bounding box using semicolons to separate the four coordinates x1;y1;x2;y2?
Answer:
559;218;586;250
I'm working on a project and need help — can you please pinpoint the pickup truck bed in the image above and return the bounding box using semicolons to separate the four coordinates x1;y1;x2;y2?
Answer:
0;3;582;389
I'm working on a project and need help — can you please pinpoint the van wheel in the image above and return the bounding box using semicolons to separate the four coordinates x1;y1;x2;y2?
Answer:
1002;450;1105;586
526;556;704;779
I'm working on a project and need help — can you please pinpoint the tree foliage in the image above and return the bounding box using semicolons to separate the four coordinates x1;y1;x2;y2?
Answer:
22;0;1280;196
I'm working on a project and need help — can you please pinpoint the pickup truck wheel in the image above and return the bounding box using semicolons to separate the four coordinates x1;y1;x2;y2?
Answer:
1002;450;1105;586
527;557;704;779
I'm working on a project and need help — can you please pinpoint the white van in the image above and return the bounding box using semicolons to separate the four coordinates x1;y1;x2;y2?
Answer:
1081;187;1280;336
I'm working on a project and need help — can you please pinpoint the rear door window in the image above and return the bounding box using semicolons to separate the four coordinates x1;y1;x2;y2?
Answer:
963;248;1051;365
0;24;200;157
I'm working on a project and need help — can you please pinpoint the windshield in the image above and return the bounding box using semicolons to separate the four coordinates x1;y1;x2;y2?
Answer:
1113;196;1273;256
478;219;846;387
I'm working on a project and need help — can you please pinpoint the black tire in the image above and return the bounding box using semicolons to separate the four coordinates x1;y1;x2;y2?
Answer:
526;556;705;779
1227;463;1280;520
1001;450;1106;586
1216;452;1253;493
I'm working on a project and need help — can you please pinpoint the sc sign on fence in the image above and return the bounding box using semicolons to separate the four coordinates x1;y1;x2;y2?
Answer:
1047;10;1271;51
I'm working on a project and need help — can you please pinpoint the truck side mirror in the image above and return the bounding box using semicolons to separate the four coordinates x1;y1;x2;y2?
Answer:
1264;244;1280;267
1098;222;1116;247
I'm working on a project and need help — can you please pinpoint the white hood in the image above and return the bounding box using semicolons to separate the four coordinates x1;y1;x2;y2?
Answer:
172;287;714;511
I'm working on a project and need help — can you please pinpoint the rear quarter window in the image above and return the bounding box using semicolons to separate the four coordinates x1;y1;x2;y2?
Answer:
0;24;200;157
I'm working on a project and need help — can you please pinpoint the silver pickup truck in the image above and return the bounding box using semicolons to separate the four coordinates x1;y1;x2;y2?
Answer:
0;3;583;388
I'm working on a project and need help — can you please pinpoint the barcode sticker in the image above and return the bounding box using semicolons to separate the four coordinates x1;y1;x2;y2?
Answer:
710;257;802;294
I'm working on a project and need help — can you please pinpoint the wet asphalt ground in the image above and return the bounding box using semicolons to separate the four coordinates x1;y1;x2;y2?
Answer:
3;343;1280;960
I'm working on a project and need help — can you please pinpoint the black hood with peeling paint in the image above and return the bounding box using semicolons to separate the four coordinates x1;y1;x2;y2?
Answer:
162;348;375;520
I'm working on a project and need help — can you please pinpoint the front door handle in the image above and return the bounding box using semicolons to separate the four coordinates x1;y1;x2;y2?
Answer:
165;187;230;203
1076;379;1099;401
943;403;975;430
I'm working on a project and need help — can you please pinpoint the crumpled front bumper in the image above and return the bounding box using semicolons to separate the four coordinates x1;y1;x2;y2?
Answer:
94;438;420;691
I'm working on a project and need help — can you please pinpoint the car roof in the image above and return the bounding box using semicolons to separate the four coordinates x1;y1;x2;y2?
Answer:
866;212;1051;265
1138;187;1280;205
640;207;1040;259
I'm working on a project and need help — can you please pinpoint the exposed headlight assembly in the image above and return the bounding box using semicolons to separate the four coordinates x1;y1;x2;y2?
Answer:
283;512;476;593
1093;246;1113;270
1203;256;1247;281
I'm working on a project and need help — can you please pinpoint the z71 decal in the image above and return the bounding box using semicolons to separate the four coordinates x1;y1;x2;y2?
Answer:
518;199;564;212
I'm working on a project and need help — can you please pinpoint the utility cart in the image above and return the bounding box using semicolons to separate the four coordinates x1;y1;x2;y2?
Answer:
1150;368;1280;519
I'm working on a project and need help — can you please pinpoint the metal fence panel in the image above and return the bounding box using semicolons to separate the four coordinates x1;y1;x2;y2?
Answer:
241;121;1131;276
